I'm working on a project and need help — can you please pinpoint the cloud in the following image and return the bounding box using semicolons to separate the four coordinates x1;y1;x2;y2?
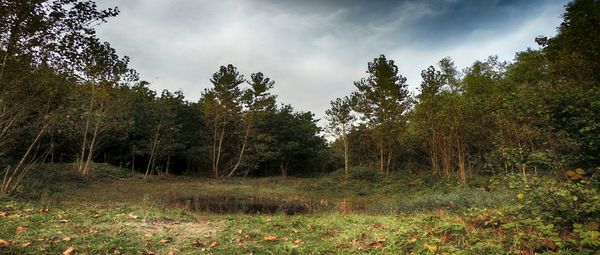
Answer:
95;0;568;126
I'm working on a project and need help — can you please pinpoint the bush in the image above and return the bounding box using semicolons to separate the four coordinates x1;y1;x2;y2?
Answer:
507;172;600;230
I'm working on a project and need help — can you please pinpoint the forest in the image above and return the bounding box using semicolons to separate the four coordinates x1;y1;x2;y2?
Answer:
0;0;599;254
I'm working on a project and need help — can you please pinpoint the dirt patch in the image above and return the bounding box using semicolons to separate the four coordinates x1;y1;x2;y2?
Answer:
173;195;316;215
127;220;221;240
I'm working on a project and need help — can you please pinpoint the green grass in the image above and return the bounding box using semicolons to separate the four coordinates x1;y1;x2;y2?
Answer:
0;164;598;254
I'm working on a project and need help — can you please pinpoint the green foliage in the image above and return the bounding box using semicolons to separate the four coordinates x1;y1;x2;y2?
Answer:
505;173;600;230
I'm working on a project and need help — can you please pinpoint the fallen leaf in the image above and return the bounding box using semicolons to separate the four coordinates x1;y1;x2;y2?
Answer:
237;229;243;234
0;211;6;217
128;212;138;219
293;239;303;244
16;226;29;232
192;240;205;248
41;208;49;213
50;236;61;244
424;243;437;253
0;239;12;246
144;249;155;255
59;219;69;223
263;235;278;241
63;237;72;241
291;228;299;234
62;247;75;255
21;242;31;247
209;241;218;248
167;248;180;255
160;238;171;244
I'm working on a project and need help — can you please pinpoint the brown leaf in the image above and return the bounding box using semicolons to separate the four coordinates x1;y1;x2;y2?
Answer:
565;170;576;177
0;239;12;246
209;241;219;248
541;238;558;251
63;237;72;242
371;223;387;230
293;239;303;244
62;246;75;255
263;235;278;241
192;240;205;248
144;249;155;255
16;226;29;232
160;238;171;244
0;211;7;217
21;242;31;247
41;208;49;213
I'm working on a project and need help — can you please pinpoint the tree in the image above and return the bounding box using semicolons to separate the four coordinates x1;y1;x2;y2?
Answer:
352;54;411;174
326;96;354;178
201;65;244;178
0;0;120;86
542;0;600;166
227;72;276;177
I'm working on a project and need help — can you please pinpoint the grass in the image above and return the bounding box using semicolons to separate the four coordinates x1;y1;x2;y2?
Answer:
0;164;597;254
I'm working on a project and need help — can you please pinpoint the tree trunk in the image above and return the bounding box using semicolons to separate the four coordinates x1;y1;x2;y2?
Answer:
379;138;385;173
228;113;252;178
82;102;103;176
214;115;226;178
1;121;50;195
145;117;162;178
343;133;349;179
280;160;288;178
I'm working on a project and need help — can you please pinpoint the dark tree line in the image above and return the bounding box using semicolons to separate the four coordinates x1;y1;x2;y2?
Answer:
327;0;600;184
0;0;330;194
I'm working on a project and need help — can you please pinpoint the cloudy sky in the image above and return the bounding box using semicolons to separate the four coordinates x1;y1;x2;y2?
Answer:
96;0;568;122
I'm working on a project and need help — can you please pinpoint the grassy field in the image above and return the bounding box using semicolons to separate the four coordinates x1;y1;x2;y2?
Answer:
0;164;598;254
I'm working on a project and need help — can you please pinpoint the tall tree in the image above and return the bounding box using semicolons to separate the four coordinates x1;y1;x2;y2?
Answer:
352;55;411;174
326;96;354;178
227;72;276;177
202;65;244;178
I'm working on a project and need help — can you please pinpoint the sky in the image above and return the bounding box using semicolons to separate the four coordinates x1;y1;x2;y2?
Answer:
96;0;569;123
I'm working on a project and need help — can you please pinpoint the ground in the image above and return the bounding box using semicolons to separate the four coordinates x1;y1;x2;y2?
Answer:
0;165;598;254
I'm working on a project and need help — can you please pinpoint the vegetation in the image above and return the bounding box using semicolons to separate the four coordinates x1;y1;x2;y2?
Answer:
0;0;599;254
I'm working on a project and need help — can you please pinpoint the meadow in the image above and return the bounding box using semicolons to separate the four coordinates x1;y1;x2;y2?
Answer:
0;164;598;254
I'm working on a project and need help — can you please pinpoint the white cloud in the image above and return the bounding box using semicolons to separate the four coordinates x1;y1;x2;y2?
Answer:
96;0;566;127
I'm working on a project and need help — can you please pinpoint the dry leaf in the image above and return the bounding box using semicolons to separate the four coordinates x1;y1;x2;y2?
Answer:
63;237;72;241
160;238;171;244
21;242;31;247
0;211;7;217
0;239;12;246
128;212;138;219
293;239;303;244
291;228;299;234
237;229;243;234
62;246;75;255
16;226;29;232
41;208;49;213
263;235;278;241
167;248;180;255
209;241;218;248
144;249;155;255
192;240;205;248
424;243;437;253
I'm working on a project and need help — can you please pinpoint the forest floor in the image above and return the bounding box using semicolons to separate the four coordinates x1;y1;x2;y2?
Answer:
0;164;596;254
